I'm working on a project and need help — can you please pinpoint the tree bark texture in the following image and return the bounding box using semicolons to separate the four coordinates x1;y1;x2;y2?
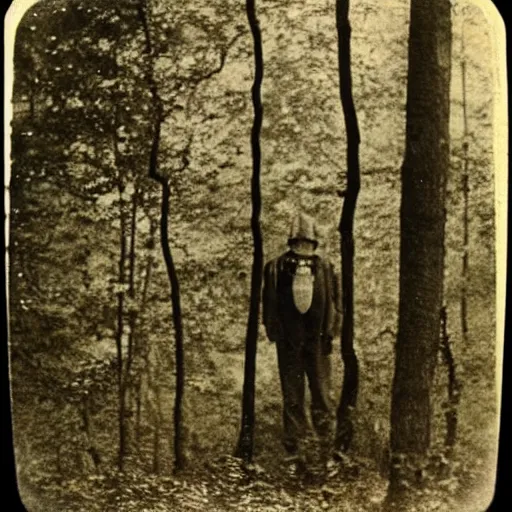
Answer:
235;0;264;463
138;0;186;472
388;0;452;499
334;0;360;453
460;20;470;344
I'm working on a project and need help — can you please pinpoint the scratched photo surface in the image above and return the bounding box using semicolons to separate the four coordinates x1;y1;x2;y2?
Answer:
6;0;506;511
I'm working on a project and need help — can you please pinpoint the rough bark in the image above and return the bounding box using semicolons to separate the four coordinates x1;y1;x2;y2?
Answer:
388;0;452;503
235;0;264;464
334;0;360;454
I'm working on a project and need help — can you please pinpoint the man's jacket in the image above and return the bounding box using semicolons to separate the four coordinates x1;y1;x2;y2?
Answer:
262;251;342;351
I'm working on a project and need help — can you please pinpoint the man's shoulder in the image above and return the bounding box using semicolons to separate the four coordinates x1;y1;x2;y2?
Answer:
264;256;278;271
265;251;289;266
314;254;334;269
264;255;281;279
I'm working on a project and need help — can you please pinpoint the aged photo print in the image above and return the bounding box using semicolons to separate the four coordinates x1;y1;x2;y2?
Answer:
4;0;507;510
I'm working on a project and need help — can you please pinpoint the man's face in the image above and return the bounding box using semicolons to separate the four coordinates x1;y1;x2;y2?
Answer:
290;239;316;255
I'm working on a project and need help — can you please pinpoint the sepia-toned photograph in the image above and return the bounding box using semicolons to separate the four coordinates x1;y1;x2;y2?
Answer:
5;0;507;510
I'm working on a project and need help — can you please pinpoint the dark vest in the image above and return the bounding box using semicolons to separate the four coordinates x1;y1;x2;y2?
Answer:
263;251;341;348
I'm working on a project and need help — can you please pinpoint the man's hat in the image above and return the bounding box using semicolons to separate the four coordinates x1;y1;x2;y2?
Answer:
288;212;319;248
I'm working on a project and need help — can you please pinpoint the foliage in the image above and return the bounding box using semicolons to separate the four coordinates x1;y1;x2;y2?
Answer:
8;0;498;510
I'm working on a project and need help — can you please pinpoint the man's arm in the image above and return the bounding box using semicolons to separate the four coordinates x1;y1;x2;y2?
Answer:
321;260;342;354
262;259;281;342
331;263;342;336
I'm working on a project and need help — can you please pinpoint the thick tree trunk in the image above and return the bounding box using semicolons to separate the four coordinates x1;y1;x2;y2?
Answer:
388;0;451;504
235;0;264;464
334;0;360;454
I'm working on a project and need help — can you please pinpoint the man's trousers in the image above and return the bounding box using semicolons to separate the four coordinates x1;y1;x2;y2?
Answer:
275;334;334;456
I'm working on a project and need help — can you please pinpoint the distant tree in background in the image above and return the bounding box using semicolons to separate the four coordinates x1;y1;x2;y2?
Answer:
10;0;149;474
387;0;452;505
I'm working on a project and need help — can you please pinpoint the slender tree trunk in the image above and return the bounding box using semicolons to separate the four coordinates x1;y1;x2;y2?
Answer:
334;0;360;454
135;219;156;444
138;0;186;471
388;0;451;504
126;190;138;377
460;17;470;344
115;179;127;472
160;180;187;472
235;0;264;464
135;375;143;446
151;380;162;474
81;395;101;470
440;306;461;454
123;190;139;452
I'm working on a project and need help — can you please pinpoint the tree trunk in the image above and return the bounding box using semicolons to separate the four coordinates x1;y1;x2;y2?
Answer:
334;0;360;454
388;0;452;504
80;395;101;470
135;219;156;445
460;17;470;344
135;375;143;447
138;0;186;472
160;181;187;472
235;0;264;464
151;381;162;474
115;179;127;472
440;306;461;454
123;189;139;453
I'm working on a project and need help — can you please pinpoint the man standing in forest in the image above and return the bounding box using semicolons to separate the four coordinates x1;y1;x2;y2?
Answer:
262;212;341;475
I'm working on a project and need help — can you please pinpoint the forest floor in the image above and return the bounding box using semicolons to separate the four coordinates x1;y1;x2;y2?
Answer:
14;321;499;512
